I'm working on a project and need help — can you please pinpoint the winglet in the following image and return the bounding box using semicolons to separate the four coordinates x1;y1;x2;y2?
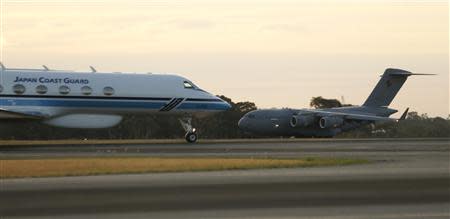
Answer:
398;107;409;121
42;65;49;71
89;66;97;73
0;62;5;70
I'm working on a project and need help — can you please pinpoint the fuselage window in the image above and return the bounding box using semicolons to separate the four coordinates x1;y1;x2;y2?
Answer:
103;86;114;96
0;84;3;93
184;81;194;89
35;85;48;94
59;85;70;95
13;84;26;94
81;86;92;95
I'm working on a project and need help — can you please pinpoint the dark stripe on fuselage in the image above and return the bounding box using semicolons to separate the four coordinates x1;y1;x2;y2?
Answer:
167;98;184;111
0;94;223;103
0;94;171;101
160;98;178;111
160;98;184;112
185;98;222;102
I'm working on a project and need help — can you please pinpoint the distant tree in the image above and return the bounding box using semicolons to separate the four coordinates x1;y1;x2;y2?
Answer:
406;111;421;120
310;96;342;109
194;95;257;138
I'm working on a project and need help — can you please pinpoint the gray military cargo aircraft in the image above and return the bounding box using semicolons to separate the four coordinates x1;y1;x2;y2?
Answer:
238;68;433;137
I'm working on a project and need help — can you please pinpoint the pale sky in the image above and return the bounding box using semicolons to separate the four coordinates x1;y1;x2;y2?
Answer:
1;0;448;117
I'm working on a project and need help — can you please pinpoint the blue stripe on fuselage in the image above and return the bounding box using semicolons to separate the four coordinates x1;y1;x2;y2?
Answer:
177;102;230;110
0;97;229;111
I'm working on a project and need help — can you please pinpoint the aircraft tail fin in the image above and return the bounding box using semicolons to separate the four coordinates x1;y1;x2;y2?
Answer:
363;68;434;107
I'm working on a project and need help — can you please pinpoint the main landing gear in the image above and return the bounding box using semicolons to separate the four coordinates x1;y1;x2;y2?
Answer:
179;117;198;143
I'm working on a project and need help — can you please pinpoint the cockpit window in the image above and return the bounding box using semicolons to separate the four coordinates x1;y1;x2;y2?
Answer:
183;80;208;93
184;81;194;89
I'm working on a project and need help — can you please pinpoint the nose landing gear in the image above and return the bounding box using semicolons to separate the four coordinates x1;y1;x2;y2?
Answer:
179;117;198;143
185;131;198;143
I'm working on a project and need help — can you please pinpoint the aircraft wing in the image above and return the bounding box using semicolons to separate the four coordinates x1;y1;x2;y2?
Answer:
300;109;403;122
0;108;46;119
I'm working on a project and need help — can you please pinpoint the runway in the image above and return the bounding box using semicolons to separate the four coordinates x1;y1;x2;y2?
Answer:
1;138;449;218
1;138;448;159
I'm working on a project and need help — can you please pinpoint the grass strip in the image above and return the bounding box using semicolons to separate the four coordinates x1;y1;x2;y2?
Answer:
0;157;368;179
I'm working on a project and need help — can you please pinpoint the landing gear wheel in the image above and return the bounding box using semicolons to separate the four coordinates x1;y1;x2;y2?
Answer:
179;116;198;143
185;132;198;143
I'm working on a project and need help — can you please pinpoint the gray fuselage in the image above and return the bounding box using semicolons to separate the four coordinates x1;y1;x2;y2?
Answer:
238;106;397;137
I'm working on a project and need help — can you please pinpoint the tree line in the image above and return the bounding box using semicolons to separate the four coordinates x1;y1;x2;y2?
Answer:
0;96;448;140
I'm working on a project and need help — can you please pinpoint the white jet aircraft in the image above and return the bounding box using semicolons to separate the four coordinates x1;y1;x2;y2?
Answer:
0;63;231;143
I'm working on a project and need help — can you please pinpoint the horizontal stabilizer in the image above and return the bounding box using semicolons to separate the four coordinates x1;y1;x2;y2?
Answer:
387;72;436;77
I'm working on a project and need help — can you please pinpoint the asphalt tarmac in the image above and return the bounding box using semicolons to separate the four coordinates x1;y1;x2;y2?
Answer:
1;138;449;218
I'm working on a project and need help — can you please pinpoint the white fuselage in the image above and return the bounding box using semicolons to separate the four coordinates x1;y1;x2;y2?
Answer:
0;69;230;128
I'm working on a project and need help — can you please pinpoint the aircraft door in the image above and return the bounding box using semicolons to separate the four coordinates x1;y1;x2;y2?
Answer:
270;118;280;129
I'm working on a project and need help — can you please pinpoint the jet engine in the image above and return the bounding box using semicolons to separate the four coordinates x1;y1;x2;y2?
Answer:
290;115;315;128
319;116;344;129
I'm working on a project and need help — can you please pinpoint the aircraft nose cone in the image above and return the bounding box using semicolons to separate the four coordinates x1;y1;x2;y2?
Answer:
224;102;232;110
238;117;248;130
215;96;231;111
